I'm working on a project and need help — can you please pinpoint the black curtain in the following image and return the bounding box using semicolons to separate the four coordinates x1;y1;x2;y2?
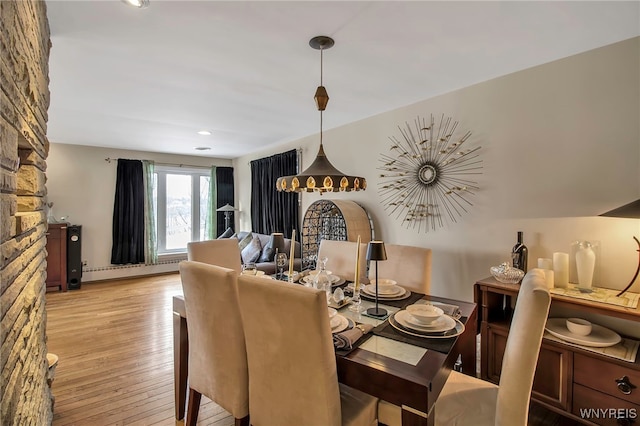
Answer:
111;159;145;264
216;167;235;236
250;150;299;238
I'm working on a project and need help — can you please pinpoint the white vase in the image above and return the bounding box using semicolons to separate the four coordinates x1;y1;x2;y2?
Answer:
575;241;596;290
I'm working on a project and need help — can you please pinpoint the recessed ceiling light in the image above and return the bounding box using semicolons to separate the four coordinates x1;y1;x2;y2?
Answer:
194;147;211;151
122;0;149;8
197;130;212;136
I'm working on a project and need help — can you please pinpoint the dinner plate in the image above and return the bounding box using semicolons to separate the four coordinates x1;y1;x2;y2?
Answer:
399;309;455;331
389;313;465;339
302;274;342;285
328;307;337;318
331;314;349;334
360;288;412;301
241;270;265;276
395;310;456;333
363;284;403;296
545;318;621;347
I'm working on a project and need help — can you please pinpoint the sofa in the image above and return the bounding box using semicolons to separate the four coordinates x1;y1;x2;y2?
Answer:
231;231;302;275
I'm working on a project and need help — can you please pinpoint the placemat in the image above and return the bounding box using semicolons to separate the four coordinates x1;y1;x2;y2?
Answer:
550;285;639;309
373;316;468;355
544;332;640;363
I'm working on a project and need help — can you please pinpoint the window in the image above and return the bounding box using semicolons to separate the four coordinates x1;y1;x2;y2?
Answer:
155;165;212;254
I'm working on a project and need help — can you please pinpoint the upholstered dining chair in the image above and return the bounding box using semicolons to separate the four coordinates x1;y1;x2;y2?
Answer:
179;261;249;426
187;238;242;273
433;268;552;426
367;243;432;294
317;239;369;283
237;275;379;426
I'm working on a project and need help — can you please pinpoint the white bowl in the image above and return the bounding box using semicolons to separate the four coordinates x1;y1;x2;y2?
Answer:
328;307;337;318
406;304;444;324
566;318;592;336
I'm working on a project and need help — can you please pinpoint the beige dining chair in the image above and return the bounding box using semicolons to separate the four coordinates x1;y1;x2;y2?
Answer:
317;239;369;283
187;238;242;273
433;269;551;426
237;275;378;426
367;243;432;294
179;261;249;426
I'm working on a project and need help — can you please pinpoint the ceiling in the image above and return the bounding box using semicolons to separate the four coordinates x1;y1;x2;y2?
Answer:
45;1;639;159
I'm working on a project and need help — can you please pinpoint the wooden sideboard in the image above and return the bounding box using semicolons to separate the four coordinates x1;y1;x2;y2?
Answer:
45;223;68;292
475;277;640;425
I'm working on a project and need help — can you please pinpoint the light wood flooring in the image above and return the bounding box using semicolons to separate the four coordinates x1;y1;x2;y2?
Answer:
45;273;578;426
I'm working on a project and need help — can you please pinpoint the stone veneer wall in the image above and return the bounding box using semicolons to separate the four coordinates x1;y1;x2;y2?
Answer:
1;1;53;424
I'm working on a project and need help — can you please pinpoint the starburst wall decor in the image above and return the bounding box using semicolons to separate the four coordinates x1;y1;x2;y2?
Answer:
377;114;482;232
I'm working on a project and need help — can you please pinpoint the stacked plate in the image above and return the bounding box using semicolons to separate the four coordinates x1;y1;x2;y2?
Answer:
361;283;411;301
301;274;345;287
389;309;465;338
330;314;350;333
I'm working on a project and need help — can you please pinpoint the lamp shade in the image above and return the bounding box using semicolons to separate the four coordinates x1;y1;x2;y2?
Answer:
269;232;286;254
599;199;640;219
366;241;387;261
216;203;237;212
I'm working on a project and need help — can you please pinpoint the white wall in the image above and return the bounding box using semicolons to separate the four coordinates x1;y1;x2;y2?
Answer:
45;144;232;281
234;38;640;304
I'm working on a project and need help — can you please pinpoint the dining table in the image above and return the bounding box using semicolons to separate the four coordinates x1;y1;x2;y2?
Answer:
172;280;477;426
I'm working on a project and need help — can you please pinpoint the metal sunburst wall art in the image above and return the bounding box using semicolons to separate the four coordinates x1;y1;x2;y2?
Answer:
377;114;482;232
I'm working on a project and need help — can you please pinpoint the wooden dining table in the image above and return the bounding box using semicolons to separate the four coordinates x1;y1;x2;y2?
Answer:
172;289;477;426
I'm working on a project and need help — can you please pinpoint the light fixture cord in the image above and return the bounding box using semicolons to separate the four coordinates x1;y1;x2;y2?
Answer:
319;47;324;146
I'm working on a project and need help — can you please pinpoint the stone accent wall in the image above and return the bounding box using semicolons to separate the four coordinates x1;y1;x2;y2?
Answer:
1;1;53;424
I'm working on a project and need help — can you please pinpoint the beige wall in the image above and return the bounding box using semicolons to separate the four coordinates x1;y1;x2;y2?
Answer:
234;38;640;306
45;144;232;281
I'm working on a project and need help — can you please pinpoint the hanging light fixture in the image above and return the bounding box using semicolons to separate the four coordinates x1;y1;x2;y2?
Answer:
276;36;366;194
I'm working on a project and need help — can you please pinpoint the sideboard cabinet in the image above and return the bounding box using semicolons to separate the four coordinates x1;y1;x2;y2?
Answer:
475;277;640;425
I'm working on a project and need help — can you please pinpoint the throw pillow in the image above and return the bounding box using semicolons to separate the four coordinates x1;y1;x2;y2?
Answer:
259;239;275;263
238;232;253;251
241;236;262;265
217;227;234;239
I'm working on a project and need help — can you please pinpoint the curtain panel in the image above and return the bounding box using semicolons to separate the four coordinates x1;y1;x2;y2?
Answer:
111;159;145;264
142;160;157;264
216;167;235;236
250;150;299;238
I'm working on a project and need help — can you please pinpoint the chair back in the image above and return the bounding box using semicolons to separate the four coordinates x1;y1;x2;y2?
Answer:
495;269;551;426
317;239;368;283
367;244;432;294
179;261;249;418
237;276;342;426
187;238;242;273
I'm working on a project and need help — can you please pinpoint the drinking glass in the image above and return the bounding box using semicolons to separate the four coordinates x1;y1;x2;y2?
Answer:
275;253;288;280
242;262;257;276
348;283;364;313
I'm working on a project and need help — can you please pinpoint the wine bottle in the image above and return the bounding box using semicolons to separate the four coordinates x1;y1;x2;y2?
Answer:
511;231;528;273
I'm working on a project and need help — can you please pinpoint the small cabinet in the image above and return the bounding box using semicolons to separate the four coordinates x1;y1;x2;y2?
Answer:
45;223;68;292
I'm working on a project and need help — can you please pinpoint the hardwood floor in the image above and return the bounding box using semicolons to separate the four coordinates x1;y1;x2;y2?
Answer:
45;273;579;425
46;273;232;426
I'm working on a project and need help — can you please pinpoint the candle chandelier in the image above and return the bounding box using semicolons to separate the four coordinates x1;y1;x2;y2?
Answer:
276;36;366;194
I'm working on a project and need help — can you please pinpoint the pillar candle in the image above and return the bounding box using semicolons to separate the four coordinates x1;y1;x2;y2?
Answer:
553;252;569;288
354;235;361;290
288;231;295;282
543;269;555;289
538;258;553;270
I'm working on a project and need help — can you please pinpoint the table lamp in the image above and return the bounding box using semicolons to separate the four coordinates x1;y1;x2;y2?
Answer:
366;241;388;318
599;198;640;297
216;204;237;231
269;233;285;254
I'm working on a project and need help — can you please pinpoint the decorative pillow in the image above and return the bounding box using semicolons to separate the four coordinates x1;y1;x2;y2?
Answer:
260;243;275;263
238;232;253;251
217;227;234;239
241;236;262;265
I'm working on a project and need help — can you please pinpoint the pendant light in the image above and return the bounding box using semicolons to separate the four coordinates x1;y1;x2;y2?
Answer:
276;36;366;194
